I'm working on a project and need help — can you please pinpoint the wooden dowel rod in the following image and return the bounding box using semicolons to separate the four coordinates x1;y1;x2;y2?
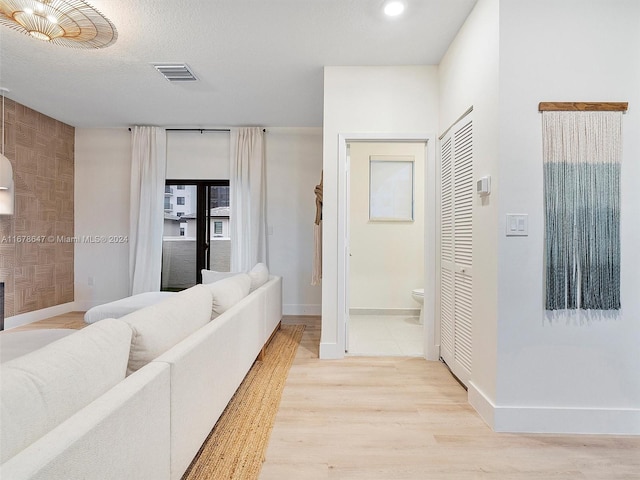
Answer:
538;102;628;112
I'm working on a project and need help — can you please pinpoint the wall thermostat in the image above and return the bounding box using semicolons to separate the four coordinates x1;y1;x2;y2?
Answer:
476;175;491;196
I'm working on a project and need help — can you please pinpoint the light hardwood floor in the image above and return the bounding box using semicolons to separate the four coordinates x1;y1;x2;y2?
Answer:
6;313;639;479
262;316;640;480
3;311;87;332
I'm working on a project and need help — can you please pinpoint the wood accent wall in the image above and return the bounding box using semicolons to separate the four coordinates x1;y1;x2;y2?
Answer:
0;99;74;318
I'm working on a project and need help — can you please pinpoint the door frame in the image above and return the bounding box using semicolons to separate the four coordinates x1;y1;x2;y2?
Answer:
337;132;439;360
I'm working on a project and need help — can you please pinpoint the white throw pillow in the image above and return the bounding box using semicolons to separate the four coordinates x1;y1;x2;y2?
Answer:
248;263;270;292
121;284;213;375
201;269;237;284
203;273;251;319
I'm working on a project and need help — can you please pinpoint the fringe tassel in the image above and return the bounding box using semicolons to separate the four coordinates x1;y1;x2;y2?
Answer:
311;222;322;285
543;111;622;311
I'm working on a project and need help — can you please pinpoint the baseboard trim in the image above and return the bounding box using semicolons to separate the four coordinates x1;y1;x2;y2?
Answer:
283;304;321;316
349;307;420;316
494;406;640;435
468;382;640;435
468;381;495;429
4;302;76;330
319;341;344;359
74;300;99;312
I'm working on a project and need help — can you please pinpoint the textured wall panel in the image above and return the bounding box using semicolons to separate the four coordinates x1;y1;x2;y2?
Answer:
0;99;74;318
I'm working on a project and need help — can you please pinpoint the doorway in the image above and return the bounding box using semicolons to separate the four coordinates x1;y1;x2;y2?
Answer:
336;133;438;360
346;141;426;356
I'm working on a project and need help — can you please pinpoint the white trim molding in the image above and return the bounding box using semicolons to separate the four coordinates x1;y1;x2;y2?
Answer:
469;381;640;435
4;302;76;330
336;132;438;361
319;341;344;360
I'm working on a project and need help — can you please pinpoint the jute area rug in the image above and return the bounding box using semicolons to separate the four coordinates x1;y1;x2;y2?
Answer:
182;324;305;480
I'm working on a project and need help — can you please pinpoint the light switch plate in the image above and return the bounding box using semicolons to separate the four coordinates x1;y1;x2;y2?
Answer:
506;214;528;236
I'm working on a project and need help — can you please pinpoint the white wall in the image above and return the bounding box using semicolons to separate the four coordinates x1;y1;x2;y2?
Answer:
349;141;425;311
265;128;323;315
438;0;501;423
166;131;230;179
493;0;640;434
75;128;132;310
74;128;322;315
322;66;439;358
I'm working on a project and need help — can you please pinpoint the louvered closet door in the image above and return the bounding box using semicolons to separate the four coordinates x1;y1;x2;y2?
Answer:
440;117;473;386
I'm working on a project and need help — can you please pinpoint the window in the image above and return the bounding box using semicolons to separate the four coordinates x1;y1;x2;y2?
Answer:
210;186;230;209
164;198;171;210
161;180;230;291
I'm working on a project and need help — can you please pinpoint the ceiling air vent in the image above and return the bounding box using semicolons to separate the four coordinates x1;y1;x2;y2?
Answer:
153;64;198;82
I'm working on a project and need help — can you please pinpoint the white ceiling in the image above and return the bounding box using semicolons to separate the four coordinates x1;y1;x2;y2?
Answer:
0;0;477;128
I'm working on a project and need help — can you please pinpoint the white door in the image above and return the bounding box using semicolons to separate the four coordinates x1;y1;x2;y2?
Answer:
439;116;473;386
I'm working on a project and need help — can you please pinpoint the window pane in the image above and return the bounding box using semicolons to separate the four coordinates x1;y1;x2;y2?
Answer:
209;185;230;272
162;184;197;291
209;185;229;209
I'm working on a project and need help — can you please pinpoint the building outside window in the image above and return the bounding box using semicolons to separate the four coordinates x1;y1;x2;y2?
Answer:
162;181;230;291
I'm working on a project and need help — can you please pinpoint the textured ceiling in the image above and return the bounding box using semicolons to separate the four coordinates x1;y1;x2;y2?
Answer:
0;0;477;128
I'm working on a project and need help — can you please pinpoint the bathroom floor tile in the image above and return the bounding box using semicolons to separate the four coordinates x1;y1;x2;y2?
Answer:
347;315;424;357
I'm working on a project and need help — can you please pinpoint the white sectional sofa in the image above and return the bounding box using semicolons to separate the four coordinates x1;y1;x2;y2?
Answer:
0;270;283;480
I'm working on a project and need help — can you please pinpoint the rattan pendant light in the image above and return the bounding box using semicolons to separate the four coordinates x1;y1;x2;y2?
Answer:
0;0;117;48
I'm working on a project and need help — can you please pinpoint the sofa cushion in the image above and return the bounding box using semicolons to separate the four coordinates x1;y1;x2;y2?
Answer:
0;319;132;463
201;269;237;284
202;273;251;319
248;263;270;292
121;284;213;375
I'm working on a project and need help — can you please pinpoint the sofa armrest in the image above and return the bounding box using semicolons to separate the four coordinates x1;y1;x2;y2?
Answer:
0;363;171;480
154;291;264;480
259;275;283;342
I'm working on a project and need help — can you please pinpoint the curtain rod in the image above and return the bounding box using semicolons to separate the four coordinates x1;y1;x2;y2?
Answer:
127;128;266;132
167;128;230;132
538;102;628;112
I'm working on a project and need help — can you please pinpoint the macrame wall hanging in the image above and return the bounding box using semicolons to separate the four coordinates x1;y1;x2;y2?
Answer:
539;102;628;311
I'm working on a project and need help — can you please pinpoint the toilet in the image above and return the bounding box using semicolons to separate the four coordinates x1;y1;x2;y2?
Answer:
411;288;424;325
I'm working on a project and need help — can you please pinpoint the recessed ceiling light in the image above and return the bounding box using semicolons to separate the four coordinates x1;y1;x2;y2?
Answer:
384;1;405;17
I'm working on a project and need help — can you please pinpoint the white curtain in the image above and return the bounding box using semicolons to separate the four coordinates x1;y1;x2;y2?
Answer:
230;127;267;272
129;126;167;295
